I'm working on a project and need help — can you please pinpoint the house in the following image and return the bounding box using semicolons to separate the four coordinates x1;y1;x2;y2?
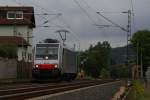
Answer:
0;6;36;79
0;6;35;62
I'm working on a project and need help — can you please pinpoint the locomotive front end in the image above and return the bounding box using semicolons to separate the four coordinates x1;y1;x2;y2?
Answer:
32;43;60;79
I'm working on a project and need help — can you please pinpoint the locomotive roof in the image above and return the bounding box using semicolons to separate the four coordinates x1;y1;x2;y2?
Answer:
36;42;75;51
43;38;59;43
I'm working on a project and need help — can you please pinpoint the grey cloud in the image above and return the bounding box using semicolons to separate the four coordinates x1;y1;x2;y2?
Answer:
0;0;150;50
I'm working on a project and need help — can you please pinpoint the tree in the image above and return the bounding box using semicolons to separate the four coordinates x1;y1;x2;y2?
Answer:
131;30;150;77
100;68;111;79
110;64;131;78
80;41;111;78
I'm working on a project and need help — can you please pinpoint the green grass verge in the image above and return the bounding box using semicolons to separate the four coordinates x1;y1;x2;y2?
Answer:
126;80;150;100
138;89;150;100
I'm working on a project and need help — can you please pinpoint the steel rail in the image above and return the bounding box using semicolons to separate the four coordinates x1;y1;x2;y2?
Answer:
0;80;94;95
0;80;114;100
0;79;89;90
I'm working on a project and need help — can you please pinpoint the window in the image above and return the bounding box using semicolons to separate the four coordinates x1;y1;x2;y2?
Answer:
16;11;23;19
35;47;58;60
7;11;23;19
7;11;15;19
0;10;6;19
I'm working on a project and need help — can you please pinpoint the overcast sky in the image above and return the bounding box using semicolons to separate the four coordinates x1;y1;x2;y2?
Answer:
0;0;150;50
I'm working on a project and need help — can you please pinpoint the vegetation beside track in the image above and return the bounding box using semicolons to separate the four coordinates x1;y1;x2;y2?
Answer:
126;80;150;100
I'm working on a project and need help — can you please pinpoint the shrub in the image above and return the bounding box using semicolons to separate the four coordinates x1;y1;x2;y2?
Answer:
100;68;111;79
0;44;17;58
132;80;145;98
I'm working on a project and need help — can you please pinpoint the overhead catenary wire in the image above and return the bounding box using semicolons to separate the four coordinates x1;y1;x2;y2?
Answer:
0;12;61;16
96;12;128;32
81;0;105;25
81;0;133;33
28;0;63;27
72;0;97;25
12;0;61;26
29;0;81;43
72;0;109;39
11;0;89;50
82;0;115;39
29;0;70;31
81;0;125;26
14;0;63;28
73;0;123;48
11;0;66;29
59;15;81;41
30;0;82;47
31;0;66;30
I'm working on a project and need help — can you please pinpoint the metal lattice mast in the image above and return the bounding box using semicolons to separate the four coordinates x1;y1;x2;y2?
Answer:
127;10;132;65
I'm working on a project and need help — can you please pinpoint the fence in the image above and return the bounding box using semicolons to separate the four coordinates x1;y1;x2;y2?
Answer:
17;61;33;79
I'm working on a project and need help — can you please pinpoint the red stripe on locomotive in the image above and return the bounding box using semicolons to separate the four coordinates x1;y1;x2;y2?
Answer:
36;64;57;70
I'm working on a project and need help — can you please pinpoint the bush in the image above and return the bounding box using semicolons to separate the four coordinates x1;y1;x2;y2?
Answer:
0;44;17;58
132;80;145;99
100;68;111;79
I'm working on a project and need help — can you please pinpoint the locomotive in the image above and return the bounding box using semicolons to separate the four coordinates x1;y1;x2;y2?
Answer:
32;39;78;81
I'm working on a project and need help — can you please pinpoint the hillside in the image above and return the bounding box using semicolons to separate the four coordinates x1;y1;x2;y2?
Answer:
111;45;136;65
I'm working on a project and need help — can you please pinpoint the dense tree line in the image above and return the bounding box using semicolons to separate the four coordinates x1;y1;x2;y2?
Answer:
131;30;150;77
110;64;131;79
80;41;133;79
80;41;111;78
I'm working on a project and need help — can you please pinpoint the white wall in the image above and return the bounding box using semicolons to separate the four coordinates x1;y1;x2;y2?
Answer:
0;25;33;62
0;25;33;42
16;25;33;62
0;26;14;36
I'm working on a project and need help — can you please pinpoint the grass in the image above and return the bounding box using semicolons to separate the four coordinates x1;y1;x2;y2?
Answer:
126;80;150;100
138;89;150;100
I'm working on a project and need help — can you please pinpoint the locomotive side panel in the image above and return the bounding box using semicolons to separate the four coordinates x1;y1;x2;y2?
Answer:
62;48;77;74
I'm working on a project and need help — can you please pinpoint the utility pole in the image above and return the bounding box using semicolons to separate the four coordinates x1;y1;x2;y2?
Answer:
127;10;132;66
97;10;132;65
140;47;143;79
97;10;134;79
136;42;139;79
123;10;132;66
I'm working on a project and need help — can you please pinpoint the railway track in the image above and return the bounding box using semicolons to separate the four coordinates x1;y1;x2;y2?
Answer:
0;80;115;100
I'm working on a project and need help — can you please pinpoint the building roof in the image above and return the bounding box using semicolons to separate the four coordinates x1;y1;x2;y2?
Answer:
0;36;29;46
0;6;35;28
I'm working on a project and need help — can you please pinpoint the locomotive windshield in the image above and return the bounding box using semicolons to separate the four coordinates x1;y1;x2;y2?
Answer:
35;44;59;60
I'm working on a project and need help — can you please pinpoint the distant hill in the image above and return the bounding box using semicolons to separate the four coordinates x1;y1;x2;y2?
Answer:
111;45;136;65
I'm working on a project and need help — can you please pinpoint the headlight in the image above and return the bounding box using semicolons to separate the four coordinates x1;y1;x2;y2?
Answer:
54;64;58;68
45;56;48;60
35;65;39;68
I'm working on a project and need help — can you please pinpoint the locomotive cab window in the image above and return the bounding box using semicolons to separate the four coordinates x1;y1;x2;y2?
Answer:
36;47;58;60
